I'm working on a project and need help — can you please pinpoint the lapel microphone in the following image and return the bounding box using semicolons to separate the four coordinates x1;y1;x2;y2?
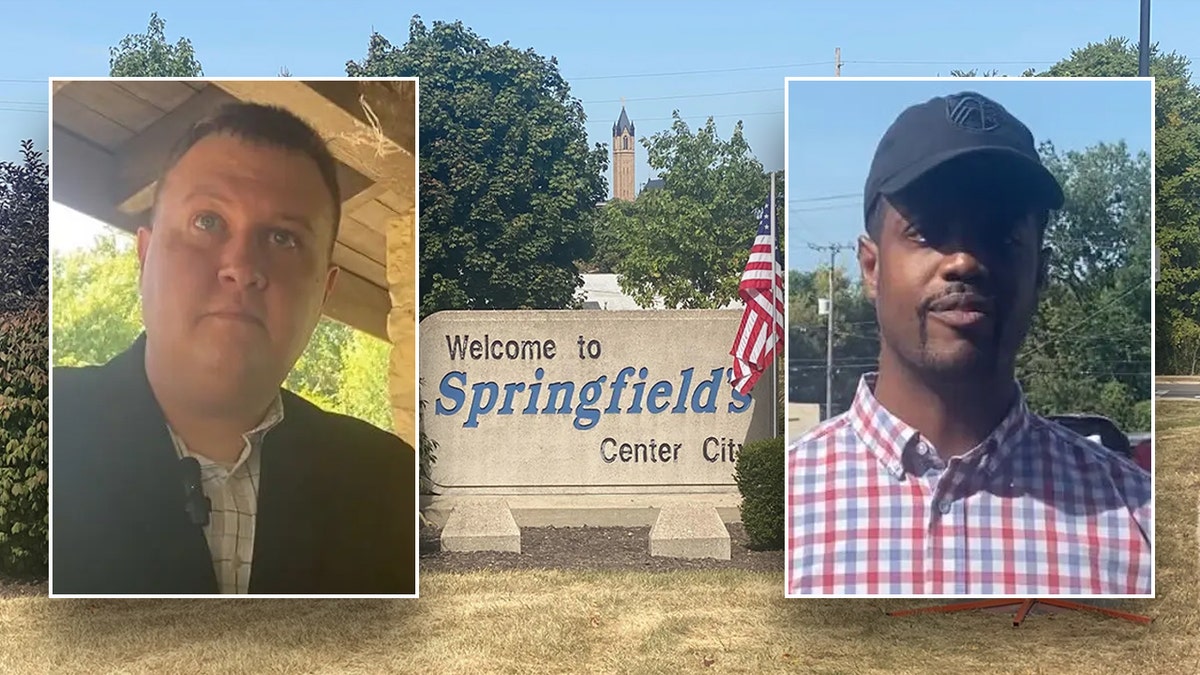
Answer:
180;457;211;528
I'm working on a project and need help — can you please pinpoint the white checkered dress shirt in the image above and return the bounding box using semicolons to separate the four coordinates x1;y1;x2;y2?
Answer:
167;396;285;595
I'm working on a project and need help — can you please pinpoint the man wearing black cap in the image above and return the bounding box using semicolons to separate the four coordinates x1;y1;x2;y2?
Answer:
786;91;1152;596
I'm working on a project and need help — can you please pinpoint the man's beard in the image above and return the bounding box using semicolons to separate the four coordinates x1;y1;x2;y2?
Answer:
910;282;1007;378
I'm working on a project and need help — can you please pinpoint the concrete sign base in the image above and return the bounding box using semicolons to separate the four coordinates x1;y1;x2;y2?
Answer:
648;504;731;560
440;499;522;553
423;492;742;528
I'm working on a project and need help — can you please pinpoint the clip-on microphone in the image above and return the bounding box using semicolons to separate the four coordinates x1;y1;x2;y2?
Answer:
180;457;211;528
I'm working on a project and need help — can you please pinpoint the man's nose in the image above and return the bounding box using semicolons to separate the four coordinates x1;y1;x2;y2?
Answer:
217;232;268;290
937;242;990;283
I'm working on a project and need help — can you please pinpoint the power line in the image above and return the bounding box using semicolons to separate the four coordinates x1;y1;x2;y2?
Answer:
585;87;778;105
843;59;1056;66
790;202;862;214
568;57;1056;82
790;192;858;203
568;61;834;81
1018;278;1151;361
586;110;781;126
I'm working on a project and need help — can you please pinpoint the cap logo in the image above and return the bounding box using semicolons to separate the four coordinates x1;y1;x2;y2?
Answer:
946;94;1000;132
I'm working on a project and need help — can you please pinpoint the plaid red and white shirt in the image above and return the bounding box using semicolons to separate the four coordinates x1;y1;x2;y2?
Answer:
787;374;1152;596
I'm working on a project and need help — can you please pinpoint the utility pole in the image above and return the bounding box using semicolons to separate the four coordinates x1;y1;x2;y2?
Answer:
1138;0;1151;77
835;47;842;77
809;243;852;419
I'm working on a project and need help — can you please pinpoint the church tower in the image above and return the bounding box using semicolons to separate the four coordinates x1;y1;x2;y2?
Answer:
612;104;635;201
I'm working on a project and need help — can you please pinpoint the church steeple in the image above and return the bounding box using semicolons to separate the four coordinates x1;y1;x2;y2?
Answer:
613;105;634;138
612;102;636;201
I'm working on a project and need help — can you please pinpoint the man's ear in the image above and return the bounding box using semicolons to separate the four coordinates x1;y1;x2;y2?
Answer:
136;227;152;287
858;234;879;301
1037;245;1051;290
321;265;340;306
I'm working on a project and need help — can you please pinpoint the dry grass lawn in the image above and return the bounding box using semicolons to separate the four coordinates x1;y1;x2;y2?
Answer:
3;404;1199;674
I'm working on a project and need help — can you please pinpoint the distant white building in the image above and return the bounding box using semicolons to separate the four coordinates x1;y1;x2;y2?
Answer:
578;274;740;311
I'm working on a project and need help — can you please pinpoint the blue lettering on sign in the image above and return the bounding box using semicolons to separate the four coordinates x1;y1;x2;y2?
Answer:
434;366;754;430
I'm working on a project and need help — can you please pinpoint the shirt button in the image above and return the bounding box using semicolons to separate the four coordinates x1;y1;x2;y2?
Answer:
937;501;951;514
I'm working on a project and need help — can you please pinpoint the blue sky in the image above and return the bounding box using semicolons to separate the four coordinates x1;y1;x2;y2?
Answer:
0;0;1192;251
787;78;1154;272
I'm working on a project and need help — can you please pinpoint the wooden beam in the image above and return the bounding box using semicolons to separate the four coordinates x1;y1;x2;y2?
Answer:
305;80;416;155
51;125;145;235
207;80;415;215
113;84;239;214
324;269;389;341
342;183;391;215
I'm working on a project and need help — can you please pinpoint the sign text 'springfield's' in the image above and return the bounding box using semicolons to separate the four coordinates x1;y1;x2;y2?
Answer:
435;366;753;430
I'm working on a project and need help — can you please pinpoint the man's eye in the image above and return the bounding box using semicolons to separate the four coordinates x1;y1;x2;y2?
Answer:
192;212;222;231
270;230;299;248
904;225;928;244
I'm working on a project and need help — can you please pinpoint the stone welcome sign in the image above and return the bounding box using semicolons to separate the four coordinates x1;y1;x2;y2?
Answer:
419;310;775;494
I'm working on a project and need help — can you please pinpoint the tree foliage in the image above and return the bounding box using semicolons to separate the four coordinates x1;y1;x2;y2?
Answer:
0;309;48;578
0;141;49;577
1015;141;1152;432
0;140;48;309
50;234;142;367
109;13;203;77
594;113;783;308
787;267;878;419
345;16;608;318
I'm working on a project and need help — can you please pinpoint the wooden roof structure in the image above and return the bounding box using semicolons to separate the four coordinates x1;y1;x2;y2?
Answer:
50;79;417;340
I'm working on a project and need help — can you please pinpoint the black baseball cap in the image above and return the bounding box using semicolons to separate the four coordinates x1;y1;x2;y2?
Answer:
863;91;1064;226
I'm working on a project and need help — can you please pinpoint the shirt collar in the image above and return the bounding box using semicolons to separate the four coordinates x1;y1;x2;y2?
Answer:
847;372;1032;481
170;394;287;473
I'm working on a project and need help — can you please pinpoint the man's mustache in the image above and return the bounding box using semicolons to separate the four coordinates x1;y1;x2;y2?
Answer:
919;283;997;315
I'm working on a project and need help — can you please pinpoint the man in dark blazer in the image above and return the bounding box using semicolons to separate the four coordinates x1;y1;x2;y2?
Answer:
51;102;416;595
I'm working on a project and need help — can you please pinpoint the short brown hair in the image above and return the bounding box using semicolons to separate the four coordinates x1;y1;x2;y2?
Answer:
153;102;342;253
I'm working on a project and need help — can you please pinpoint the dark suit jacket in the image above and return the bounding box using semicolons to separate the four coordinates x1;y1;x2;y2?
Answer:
51;334;417;595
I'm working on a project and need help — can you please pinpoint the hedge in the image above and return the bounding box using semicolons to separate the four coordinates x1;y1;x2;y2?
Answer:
0;308;48;578
733;435;785;551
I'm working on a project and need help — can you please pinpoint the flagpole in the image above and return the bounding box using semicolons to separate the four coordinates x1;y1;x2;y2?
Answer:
770;171;778;439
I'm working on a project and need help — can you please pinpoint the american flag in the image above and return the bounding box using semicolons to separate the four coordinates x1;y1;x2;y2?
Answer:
729;199;784;395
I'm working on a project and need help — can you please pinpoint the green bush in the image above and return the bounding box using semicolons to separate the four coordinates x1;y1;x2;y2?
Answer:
0;308;49;578
734;435;785;551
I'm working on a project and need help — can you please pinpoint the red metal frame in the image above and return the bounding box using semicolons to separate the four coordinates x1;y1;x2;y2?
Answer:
887;598;1153;627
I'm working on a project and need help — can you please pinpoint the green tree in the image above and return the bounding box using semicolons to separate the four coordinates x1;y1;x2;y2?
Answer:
109;13;203;77
50;234;142;367
0;140;50;577
596;113;782;308
0;140;48;308
285;318;354;405
345;16;608;318
1014;139;1151;431
338;330;392;430
788;266;878;418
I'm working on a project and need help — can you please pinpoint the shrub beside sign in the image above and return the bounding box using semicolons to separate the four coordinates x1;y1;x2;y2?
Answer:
420;310;775;493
